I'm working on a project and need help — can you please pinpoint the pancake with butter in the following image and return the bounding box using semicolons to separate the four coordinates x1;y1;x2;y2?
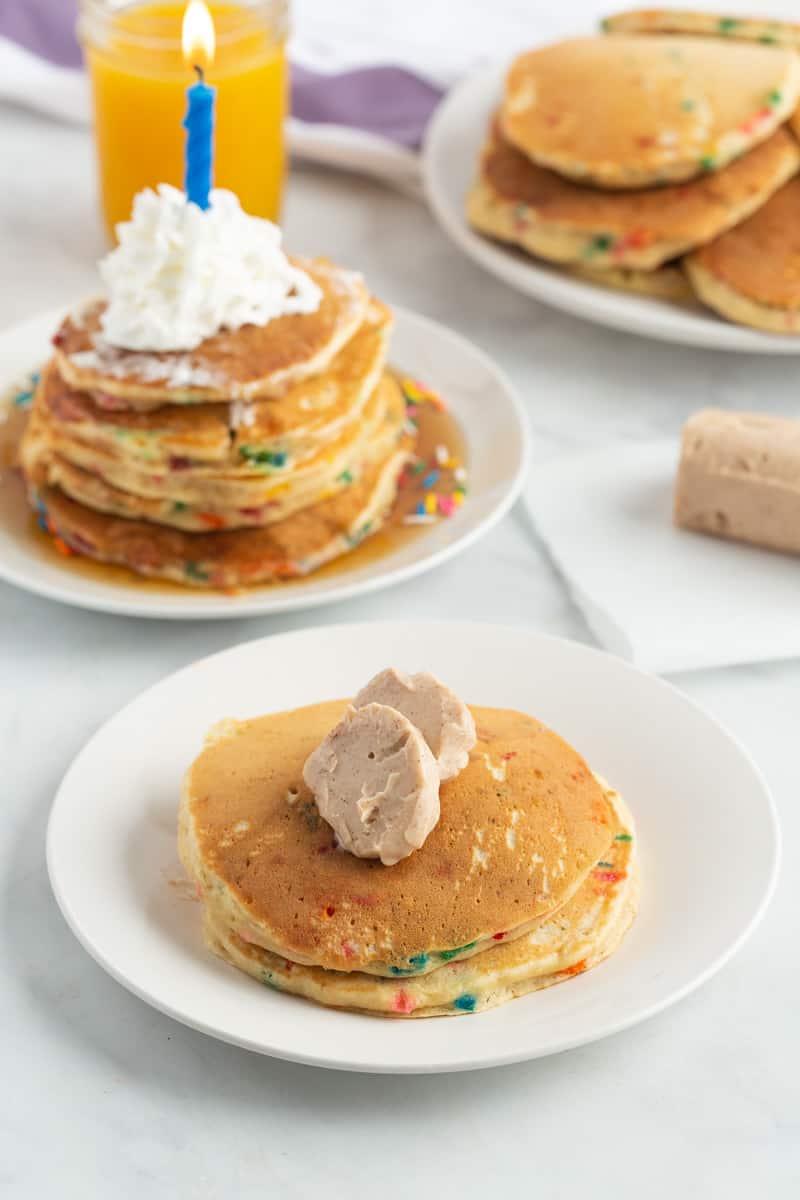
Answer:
201;785;638;1017
602;9;800;49
468;122;800;269
501;36;800;189
54;258;369;408
178;703;618;976
41;300;391;474
685;176;800;332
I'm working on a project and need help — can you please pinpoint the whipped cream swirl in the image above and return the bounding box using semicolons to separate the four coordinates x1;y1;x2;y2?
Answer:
99;185;322;352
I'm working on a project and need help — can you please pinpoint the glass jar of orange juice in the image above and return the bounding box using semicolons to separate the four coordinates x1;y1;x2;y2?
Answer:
78;0;288;240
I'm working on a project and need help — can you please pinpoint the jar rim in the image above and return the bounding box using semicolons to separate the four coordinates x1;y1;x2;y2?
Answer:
78;0;289;50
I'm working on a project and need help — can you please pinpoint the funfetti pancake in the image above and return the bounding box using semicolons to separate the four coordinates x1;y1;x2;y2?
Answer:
178;703;618;977
500;35;800;189
28;372;401;517
40;300;392;474
468;122;800;269
685;176;800;332
201;786;638;1018
27;435;397;533
27;393;406;533
53;258;370;407
27;435;413;588
22;374;408;530
39;361;231;465
568;261;695;302
602;9;800;49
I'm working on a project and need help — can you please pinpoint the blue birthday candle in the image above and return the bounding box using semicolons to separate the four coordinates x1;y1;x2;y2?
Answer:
183;65;215;210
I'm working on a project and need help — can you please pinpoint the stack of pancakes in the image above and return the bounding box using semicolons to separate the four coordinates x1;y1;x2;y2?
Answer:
467;15;800;333
19;260;415;587
179;702;638;1018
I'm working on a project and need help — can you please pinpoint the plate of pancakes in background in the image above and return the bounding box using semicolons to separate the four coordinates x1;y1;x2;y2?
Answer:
0;271;527;619
424;9;800;351
46;622;778;1072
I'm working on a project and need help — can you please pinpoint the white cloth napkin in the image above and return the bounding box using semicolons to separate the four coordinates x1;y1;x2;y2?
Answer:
526;441;800;675
0;38;88;123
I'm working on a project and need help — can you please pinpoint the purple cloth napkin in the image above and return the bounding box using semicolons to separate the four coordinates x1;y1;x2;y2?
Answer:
0;0;442;147
0;0;81;67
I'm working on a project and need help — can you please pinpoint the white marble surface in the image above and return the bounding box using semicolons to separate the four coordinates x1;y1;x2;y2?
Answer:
2;92;800;1200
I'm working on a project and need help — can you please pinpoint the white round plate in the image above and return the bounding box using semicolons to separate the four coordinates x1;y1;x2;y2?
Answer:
0;305;527;618
47;621;779;1074
424;62;800;354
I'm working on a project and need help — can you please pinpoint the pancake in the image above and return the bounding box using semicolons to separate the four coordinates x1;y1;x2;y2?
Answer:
685;176;800;332
178;703;618;976
53;258;370;407
27;434;412;588
26;373;404;518
501;35;800;188
467;122;800;269
27;433;398;534
602;9;800;49
201;786;638;1018
40;300;391;473
568;261;695;302
22;374;409;531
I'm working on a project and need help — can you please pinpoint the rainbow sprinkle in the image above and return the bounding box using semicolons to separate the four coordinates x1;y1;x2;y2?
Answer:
184;561;209;582
400;376;447;412
453;993;477;1012
239;445;288;470
391;989;416;1014
594;868;625;884
584;233;615;259
438;941;477;962
390;952;429;975
397;377;468;528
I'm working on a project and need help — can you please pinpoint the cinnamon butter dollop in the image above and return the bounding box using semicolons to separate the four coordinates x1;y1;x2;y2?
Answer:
302;669;476;865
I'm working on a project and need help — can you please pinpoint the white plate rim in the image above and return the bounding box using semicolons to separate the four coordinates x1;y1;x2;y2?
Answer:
0;304;530;619
422;60;800;355
46;620;781;1073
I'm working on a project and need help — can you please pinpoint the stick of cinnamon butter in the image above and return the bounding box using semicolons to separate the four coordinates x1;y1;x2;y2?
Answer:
674;408;800;555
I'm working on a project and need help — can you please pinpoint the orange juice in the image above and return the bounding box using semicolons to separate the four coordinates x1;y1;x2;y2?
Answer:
79;1;288;239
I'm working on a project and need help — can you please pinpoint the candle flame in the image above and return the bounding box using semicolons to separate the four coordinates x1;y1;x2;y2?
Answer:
182;1;215;68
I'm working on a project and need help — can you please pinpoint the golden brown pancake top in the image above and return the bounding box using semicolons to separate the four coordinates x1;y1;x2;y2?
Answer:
689;176;800;307
602;9;800;48
54;259;368;402
501;35;800;187
183;703;617;971
42;359;227;438
42;301;390;457
482;122;800;240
